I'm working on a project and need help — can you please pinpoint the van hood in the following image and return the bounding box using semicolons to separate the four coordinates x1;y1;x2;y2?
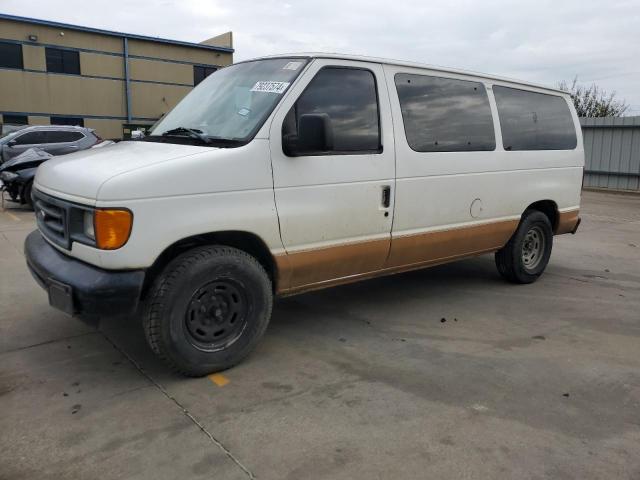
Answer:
35;141;213;201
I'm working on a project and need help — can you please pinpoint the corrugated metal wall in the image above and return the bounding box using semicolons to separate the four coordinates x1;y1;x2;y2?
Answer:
581;116;640;191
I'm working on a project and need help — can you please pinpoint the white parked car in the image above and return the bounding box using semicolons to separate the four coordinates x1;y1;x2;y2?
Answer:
25;54;583;376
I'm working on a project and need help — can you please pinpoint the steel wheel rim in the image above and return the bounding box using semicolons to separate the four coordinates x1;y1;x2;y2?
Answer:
184;279;248;352
521;226;545;270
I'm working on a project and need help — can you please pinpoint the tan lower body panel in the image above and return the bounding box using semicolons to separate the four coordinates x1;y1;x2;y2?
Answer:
556;209;580;235
275;218;519;295
386;219;519;268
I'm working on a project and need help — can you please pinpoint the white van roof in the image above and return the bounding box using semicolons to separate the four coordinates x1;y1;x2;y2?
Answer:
251;52;567;95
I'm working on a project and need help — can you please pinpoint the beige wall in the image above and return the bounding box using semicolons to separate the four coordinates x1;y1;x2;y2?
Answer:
130;82;191;119
22;44;45;70
84;118;123;140
128;38;232;66
80;51;124;78
1;70;126;117
27;116;50;125
129;57;192;85
0;18;123;54
0;18;232;139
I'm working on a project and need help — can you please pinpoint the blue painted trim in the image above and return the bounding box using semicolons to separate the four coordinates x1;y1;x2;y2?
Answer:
0;37;225;68
0;66;194;87
127;53;222;68
123;38;132;123
0;13;234;53
1;110;158;122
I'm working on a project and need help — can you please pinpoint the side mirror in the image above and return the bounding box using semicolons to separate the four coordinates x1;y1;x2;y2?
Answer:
7;139;16;147
131;130;145;140
285;113;333;156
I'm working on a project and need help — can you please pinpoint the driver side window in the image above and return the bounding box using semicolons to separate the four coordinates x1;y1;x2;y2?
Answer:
282;67;381;156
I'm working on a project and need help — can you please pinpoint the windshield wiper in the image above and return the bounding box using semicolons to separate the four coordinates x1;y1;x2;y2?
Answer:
161;127;212;145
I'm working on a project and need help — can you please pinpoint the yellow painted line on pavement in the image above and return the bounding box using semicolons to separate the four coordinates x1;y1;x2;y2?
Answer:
209;373;230;387
4;210;21;222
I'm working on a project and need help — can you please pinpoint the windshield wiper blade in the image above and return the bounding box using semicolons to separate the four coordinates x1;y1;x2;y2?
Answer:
161;127;211;144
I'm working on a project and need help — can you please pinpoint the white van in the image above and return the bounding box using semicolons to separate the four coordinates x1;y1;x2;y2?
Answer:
25;54;583;376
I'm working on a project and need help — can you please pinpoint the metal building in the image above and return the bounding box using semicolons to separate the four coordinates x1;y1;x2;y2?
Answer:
0;14;233;139
581;116;640;192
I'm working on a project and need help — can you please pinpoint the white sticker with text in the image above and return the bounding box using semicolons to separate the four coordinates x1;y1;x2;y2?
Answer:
250;81;290;94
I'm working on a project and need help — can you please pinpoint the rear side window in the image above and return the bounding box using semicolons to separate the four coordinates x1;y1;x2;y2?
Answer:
493;86;577;151
394;73;495;152
283;67;380;155
14;131;46;145
43;131;84;143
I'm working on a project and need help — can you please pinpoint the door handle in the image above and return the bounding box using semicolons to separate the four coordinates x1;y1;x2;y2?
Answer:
381;185;391;208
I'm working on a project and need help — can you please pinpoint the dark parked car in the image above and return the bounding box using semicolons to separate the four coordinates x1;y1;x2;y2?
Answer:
0;125;101;163
0;148;52;206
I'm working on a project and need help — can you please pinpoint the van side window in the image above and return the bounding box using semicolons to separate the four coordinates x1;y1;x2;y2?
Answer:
394;74;495;152
493;86;577;151
282;67;381;156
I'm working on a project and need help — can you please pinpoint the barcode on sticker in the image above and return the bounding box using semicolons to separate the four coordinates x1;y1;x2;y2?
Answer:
250;81;290;94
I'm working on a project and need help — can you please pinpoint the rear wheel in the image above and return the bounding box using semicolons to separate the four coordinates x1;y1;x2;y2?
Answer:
143;245;273;376
495;210;553;284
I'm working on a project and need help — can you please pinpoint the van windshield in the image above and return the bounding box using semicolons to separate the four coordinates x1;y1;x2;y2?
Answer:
148;58;308;147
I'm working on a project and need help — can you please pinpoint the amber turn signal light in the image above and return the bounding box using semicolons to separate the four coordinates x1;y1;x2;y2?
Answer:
94;209;133;250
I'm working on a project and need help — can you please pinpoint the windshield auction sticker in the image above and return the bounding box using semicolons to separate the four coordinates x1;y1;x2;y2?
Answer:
250;81;290;94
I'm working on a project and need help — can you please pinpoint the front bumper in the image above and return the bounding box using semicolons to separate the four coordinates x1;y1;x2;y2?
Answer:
24;230;145;318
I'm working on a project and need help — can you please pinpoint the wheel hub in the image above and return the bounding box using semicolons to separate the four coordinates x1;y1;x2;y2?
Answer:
521;226;545;269
185;280;247;349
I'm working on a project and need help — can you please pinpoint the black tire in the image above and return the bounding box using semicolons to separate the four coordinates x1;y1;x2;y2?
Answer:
22;181;33;208
143;245;273;377
495;210;553;284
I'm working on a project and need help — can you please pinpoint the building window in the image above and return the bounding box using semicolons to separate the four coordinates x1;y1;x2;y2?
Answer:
493;86;577;151
394;73;495;152
0;42;23;69
282;67;381;155
50;116;84;127
45;48;81;75
2;114;28;125
193;65;217;86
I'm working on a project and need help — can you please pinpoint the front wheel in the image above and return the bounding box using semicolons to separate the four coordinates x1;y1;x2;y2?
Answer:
495;210;553;284
143;245;273;376
22;180;33;208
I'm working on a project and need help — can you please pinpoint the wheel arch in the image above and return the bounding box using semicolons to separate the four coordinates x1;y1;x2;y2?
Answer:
142;230;279;298
523;200;559;233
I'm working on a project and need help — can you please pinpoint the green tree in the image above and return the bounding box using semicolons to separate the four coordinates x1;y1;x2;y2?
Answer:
558;77;628;117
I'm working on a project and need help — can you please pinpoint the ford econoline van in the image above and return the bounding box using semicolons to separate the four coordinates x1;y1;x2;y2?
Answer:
25;54;583;376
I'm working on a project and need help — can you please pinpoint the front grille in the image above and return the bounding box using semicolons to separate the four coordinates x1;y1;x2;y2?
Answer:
33;190;72;249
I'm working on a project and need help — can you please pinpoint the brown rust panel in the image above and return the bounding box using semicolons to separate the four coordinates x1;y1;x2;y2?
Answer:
276;238;390;291
556;210;580;235
275;219;520;295
386;219;519;268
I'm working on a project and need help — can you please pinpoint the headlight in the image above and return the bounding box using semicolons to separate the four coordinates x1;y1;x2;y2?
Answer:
0;171;18;182
83;210;95;240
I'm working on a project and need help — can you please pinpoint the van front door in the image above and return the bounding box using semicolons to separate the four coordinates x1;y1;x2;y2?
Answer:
269;60;395;293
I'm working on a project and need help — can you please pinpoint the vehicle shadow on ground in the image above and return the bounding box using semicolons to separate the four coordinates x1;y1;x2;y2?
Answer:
102;255;503;375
